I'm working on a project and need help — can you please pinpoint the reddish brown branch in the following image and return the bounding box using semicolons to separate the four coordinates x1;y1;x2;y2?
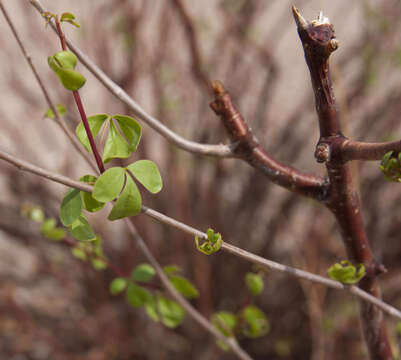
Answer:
341;139;401;161
293;7;392;359
210;80;329;201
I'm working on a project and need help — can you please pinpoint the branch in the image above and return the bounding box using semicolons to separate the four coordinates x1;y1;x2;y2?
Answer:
1;147;400;322
0;1;97;173
341;139;401;161
293;7;392;359
210;81;329;200
28;0;232;158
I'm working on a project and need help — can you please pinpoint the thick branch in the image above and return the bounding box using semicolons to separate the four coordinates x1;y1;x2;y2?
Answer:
210;81;329;200
293;7;392;359
341;139;401;161
28;0;232;158
1;147;401;321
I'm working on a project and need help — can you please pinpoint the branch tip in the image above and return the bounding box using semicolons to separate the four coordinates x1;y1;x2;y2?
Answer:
292;6;308;30
211;80;225;97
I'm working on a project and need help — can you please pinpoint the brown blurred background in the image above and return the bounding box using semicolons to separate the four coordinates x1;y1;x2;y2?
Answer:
1;0;401;359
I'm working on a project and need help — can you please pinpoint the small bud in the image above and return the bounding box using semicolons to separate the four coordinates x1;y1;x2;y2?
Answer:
329;39;339;52
315;143;331;163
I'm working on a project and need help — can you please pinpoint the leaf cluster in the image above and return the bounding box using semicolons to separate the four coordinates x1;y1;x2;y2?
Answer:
328;260;366;285
380;151;401;182
110;264;198;328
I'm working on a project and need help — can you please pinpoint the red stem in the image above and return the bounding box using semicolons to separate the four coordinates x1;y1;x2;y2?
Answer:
55;16;105;174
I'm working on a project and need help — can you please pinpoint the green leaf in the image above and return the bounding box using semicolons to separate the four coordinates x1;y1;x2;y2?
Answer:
157;296;185;328
126;283;151;308
169;275;199;299
328;260;366;285
241;305;270;338
113;115;142;152
79;175;105;212
48;53;86;91
60;12;80;27
108;175;142;220
71;247;87;261
41;218;66;241
145;295;160;322
127;160;163;194
91;258;107;270
110;278;128;295
245;272;264;297
103;121;131;164
30;207;45;223
163;265;181;275
211;312;237;337
60;188;82;226
92;167;125;202
76;114;108;153
131;263;156;282
68;214;96;241
195;228;222;255
44;104;66;119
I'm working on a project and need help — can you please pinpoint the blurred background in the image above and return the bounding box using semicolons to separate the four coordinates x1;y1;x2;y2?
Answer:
1;0;401;359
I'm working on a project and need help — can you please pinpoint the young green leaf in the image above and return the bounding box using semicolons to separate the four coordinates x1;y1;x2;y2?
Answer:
44;104;66;119
327;260;366;285
68;214;96;241
92;167;125;202
76;114;108;153
91;258;107;270
102;121;131;164
60;12;80;27
41;218;66;241
126;283;151;308
157;296;185;328
113;115;142;152
60;188;82;226
79;175;105;212
245;272;264;297
163;265;181;275
48;52;86;91
211;312;237;337
71;246;87;261
110;278;128;295
108;176;142;220
30;206;45;223
145;295;160;322
169;275;199;299
131;263;156;282
195;228;222;255
241;305;270;338
127;160;163;194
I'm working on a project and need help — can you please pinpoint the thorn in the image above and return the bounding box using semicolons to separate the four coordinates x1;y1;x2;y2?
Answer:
292;6;308;30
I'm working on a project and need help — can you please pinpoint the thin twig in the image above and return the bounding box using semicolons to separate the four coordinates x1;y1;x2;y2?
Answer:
28;0;232;158
0;1;97;173
1;147;400;321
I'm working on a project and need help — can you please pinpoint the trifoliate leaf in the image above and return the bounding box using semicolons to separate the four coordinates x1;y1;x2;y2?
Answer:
102;121;131;164
327;260;366;285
